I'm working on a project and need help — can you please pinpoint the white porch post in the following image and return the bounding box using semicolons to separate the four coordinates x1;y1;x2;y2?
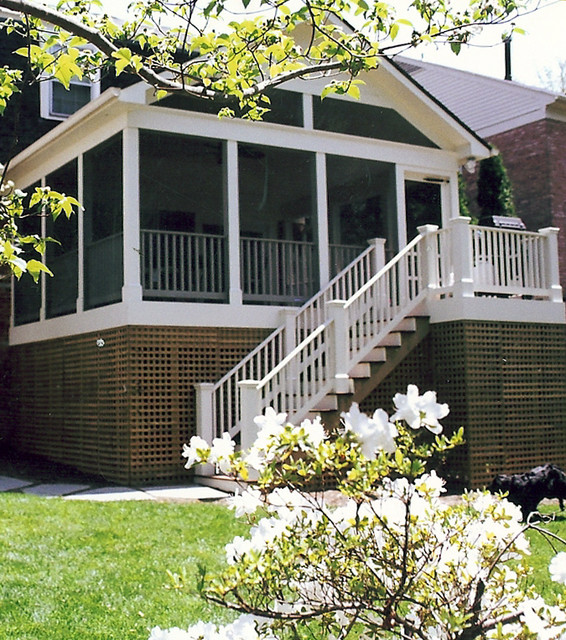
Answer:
449;216;474;298
238;380;262;451
368;237;387;275
326;299;352;394
39;176;46;322
539;227;563;302
315;152;330;288
226;140;243;305
77;154;85;312
122;127;143;303
417;224;439;291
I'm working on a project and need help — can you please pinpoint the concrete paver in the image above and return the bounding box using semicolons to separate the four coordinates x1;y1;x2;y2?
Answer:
0;474;231;501
144;485;229;501
23;483;91;497
0;475;33;491
66;486;155;501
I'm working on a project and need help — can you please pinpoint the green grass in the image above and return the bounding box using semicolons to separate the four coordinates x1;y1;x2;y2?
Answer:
524;505;566;601
0;495;564;640
0;494;247;640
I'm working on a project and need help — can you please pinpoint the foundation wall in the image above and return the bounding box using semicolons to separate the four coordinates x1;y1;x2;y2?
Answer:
360;320;566;488
8;325;269;485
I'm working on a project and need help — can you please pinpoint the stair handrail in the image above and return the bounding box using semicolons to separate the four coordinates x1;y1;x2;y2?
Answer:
238;232;434;441
197;239;385;440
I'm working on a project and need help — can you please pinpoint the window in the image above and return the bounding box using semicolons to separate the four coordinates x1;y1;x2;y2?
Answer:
40;76;100;121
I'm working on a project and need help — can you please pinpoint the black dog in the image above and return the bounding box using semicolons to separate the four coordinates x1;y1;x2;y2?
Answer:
489;464;566;520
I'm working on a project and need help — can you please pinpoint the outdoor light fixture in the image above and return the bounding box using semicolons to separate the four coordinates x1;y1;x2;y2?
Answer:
463;156;477;173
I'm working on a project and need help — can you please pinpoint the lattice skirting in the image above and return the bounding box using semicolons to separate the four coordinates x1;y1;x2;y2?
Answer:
5;320;566;488
6;325;269;485
359;320;566;488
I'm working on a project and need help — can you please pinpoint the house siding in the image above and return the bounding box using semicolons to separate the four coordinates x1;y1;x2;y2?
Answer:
360;320;566;488
7;325;269;485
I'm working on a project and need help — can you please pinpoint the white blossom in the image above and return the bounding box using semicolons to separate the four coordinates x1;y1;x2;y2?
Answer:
391;384;449;434
209;432;236;473
298;415;326;448
181;435;210;469
341;403;397;458
228;487;263;517
550;552;566;585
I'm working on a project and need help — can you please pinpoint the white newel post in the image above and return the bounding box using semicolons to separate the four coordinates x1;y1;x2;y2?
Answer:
280;308;297;356
195;382;215;476
238;380;263;451
539;227;563;302
449;217;474;298
325;300;352;394
416;224;439;292
195;382;215;442
368;237;387;275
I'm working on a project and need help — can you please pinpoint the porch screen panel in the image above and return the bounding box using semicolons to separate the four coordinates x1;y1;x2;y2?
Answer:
139;131;226;302
46;160;78;318
238;144;317;306
13;183;42;325
326;155;397;274
84;133;123;310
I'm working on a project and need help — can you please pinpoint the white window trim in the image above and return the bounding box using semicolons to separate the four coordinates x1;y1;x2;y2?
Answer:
39;73;101;121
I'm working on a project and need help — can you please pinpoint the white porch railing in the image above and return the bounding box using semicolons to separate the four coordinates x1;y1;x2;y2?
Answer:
200;219;562;452
196;238;386;442
241;237;317;305
141;230;226;300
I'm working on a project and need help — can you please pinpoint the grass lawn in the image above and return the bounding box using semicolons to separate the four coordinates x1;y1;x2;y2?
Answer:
0;494;564;640
0;493;247;640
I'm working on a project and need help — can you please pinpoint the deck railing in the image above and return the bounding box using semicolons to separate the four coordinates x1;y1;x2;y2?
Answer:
241;237;317;305
196;239;385;441
141;229;226;300
226;220;563;450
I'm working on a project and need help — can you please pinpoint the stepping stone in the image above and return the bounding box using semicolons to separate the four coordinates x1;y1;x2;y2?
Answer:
144;485;229;501
0;476;34;492
66;486;154;501
23;483;90;497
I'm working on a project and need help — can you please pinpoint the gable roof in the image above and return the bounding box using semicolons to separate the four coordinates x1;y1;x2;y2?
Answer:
395;56;566;138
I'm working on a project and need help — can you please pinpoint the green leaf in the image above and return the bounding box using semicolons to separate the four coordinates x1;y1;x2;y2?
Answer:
25;259;53;283
111;48;133;75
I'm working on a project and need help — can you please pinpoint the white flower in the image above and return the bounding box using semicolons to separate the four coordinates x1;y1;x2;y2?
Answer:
225;535;253;565
550;552;566;585
391;384;449;434
253;407;288;455
228;487;263;517
341;403;397;459
415;470;446;498
182;435;210;469
209;432;235;473
299;415;326;448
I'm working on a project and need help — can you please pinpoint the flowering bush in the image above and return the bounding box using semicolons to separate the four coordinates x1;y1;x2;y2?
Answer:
150;385;566;640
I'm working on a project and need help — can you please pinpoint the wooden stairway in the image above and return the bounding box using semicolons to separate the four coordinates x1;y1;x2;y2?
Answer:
308;314;430;428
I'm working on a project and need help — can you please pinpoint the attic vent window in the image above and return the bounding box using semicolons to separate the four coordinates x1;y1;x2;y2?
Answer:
40;76;100;121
